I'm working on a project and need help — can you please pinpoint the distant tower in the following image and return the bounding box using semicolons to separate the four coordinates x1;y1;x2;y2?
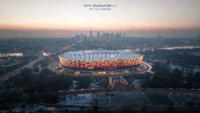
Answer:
84;35;87;41
111;33;114;39
90;30;92;38
99;40;102;49
97;32;100;38
116;33;119;38
81;33;83;38
123;33;125;38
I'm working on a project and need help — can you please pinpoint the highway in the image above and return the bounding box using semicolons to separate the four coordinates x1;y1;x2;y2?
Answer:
141;61;153;73
0;40;81;85
0;58;40;85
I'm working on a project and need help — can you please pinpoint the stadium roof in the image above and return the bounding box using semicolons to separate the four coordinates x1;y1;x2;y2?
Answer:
59;48;142;60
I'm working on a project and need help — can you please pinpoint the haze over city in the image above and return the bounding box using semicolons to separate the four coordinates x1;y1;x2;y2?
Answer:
1;0;200;112
0;0;200;37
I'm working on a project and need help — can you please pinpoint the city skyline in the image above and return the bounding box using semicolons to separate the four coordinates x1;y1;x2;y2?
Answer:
0;0;200;37
75;31;125;39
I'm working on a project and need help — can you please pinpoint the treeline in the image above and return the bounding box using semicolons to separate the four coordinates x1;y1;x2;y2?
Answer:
142;64;200;88
142;49;200;66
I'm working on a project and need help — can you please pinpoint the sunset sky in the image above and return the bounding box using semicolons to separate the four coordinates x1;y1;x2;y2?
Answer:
0;0;200;37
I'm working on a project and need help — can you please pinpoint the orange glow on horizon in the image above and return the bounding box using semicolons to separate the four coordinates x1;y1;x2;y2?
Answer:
53;32;72;34
0;23;199;32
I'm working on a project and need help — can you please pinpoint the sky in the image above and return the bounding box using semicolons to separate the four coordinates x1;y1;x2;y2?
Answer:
0;0;200;37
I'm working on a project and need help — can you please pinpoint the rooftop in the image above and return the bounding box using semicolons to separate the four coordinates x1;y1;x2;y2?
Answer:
59;48;142;60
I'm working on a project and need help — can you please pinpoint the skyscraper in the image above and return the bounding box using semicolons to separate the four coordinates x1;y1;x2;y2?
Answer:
90;30;92;38
97;32;100;38
111;33;114;39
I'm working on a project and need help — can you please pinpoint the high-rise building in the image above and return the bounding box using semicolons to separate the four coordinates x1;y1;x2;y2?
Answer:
75;34;80;39
116;33;121;38
81;33;83;38
97;32;100;38
103;33;110;39
90;30;92;38
111;33;114;39
84;35;87;41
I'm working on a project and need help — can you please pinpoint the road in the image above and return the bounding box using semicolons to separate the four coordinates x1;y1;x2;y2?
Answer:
0;40;81;85
141;61;153;73
0;58;41;85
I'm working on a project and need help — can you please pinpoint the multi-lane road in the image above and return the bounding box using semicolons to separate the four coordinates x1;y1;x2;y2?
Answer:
0;58;41;85
0;40;81;85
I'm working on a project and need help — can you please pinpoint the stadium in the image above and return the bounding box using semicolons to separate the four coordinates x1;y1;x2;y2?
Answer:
58;48;143;71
